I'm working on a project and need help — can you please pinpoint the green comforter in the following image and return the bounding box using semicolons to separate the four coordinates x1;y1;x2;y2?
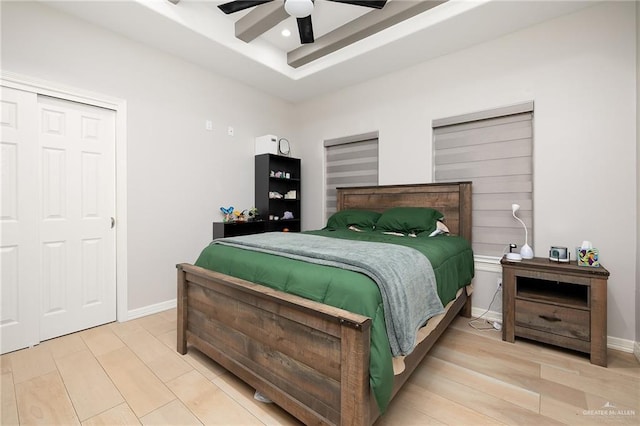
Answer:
194;229;474;413
213;232;444;357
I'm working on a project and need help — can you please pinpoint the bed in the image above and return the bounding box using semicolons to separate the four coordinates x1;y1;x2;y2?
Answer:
177;182;473;425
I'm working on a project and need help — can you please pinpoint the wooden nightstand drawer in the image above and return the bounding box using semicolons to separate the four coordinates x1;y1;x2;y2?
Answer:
515;299;590;341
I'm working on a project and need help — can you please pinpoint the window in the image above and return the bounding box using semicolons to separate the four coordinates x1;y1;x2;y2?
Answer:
324;133;379;219
433;102;533;258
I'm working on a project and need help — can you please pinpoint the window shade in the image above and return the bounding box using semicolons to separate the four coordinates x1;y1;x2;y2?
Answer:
433;105;533;257
325;137;378;218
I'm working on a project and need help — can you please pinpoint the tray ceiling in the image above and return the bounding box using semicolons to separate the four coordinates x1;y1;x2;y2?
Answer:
42;0;596;103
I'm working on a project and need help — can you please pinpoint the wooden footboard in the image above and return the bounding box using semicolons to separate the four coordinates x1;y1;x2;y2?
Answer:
177;263;471;426
177;263;373;426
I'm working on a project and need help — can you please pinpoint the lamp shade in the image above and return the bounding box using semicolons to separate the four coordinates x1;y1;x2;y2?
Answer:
285;0;314;18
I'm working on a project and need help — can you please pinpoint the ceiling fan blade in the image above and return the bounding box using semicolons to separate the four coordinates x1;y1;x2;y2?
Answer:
218;0;274;14
326;0;387;9
297;16;314;44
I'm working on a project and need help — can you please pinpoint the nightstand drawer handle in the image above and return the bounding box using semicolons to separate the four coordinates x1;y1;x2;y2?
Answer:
539;315;561;322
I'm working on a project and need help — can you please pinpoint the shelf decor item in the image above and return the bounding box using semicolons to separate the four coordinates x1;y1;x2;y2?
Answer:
255;135;278;155
278;138;291;156
220;206;234;222
577;248;600;267
511;203;534;259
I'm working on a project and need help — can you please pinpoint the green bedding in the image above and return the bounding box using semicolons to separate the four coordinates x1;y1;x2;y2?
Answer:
194;229;474;413
213;232;444;357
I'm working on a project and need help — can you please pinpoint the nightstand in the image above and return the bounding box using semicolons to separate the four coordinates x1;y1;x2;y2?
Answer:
501;257;609;367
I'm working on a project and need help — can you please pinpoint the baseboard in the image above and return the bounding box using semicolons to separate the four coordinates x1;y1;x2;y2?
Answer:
607;336;636;354
470;308;637;354
123;302;638;354
126;298;177;321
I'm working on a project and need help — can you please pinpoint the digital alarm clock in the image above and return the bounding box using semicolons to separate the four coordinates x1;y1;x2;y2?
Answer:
549;246;570;262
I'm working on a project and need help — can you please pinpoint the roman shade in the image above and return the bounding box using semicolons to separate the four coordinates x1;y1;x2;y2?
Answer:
324;133;379;218
433;102;534;257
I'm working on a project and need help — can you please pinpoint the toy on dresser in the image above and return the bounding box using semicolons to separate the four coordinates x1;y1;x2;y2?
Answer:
220;206;234;222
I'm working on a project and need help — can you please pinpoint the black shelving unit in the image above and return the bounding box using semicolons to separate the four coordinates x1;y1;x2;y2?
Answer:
255;154;301;232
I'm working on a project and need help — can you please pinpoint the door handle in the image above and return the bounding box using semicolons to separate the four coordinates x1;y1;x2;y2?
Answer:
111;217;115;229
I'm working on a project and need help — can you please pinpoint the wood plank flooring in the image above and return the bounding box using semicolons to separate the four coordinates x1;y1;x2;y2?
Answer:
1;310;638;425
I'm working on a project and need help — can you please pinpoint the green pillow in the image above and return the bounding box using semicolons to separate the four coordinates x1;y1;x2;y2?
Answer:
326;209;382;230
376;207;444;234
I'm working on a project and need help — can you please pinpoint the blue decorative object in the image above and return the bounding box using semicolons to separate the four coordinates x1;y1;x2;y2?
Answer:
220;206;234;222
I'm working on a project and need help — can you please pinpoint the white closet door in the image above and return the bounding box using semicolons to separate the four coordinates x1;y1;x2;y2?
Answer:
0;87;117;354
1;87;40;353
38;95;116;341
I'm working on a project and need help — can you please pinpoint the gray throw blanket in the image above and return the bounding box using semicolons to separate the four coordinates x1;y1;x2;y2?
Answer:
213;232;444;356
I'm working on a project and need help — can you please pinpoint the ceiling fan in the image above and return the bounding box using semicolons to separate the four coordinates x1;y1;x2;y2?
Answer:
218;0;388;44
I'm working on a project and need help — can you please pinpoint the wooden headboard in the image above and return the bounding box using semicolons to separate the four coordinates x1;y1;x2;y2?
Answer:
336;182;472;243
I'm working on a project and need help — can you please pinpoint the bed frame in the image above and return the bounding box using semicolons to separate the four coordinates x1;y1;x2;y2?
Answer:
177;182;472;425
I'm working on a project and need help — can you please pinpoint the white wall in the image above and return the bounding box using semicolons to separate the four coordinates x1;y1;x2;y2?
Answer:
1;1;293;311
294;1;638;342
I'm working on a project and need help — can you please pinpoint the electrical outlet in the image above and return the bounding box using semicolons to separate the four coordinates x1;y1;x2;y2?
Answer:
496;277;503;291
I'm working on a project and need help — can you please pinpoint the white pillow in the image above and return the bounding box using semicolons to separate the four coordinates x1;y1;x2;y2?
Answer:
428;221;450;237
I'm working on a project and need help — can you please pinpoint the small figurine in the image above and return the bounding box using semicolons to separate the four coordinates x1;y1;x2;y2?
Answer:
245;207;258;221
220;206;234;222
233;210;245;221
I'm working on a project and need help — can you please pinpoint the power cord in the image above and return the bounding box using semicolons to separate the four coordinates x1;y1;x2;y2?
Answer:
468;284;502;331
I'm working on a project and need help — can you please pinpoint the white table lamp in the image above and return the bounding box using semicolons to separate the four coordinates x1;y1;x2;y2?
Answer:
512;203;534;259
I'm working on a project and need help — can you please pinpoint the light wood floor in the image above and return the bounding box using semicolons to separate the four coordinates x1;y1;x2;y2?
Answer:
1;309;638;425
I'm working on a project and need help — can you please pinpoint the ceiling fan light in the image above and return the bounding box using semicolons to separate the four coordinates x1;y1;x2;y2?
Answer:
285;0;314;18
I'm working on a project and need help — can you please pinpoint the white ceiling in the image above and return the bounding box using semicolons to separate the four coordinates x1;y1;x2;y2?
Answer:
43;0;596;103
